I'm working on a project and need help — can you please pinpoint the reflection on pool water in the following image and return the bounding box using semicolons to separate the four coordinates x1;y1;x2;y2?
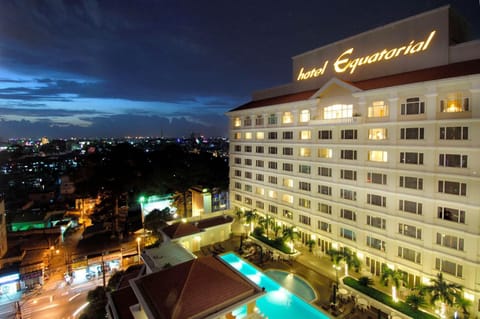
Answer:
221;253;330;319
265;269;317;302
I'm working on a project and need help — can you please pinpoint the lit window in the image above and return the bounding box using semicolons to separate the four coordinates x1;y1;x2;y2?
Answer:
368;128;387;140
299;147;311;157
299;109;310;122
324;104;353;119
245;132;252;140
234;132;241;140
440;94;469;113
300;130;311;140
368;150;388;162
318;148;333;158
368;101;388;118
282;194;294;204
282;112;293;124
256;132;264;140
234;117;241;127
268;190;277;199
255;187;265;195
283;178;294;188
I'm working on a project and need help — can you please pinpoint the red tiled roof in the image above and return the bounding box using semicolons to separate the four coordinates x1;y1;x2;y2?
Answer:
162;222;201;239
195;215;233;229
110;286;138;319
134;256;262;319
230;59;480;112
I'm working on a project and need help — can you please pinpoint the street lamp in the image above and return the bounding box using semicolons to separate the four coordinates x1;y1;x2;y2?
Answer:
138;195;146;241
136;237;141;264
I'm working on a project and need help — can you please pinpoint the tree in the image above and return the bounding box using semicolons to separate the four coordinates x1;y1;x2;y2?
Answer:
79;286;107;319
257;214;273;238
380;265;404;301
243;210;257;235
454;296;472;319
144;208;173;233
282;226;299;253
405;293;427;310
305;239;316;252
424;273;463;318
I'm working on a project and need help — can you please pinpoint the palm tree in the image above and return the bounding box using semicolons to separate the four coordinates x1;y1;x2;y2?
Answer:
305;239;316;252
327;248;344;285
454;296;472;319
380;265;404;301
327;247;360;284
271;221;282;238
243;210;257;235
282;226;299;253
405;293;427;310
424;273;463;318
342;247;361;274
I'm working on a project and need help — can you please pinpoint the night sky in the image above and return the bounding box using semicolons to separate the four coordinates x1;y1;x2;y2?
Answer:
0;1;479;140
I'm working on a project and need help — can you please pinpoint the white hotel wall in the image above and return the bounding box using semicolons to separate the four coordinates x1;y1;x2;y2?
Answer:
228;75;480;302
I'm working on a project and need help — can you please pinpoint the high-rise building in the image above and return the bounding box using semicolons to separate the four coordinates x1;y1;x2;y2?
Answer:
227;5;480;313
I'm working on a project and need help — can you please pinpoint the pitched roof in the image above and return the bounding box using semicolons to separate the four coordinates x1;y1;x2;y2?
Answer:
162;222;201;239
229;59;480;112
109;286;138;319
132;255;263;319
195;215;233;229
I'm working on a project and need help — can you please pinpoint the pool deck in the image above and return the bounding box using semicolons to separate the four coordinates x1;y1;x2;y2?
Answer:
197;236;392;319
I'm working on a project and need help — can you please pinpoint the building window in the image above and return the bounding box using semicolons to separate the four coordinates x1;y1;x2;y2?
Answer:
282;111;293;124
368;150;388;162
399;176;423;190
234;157;241;165
299;165;311;174
399;200;422;215
440;94;469;113
298;198;311;209
268;114;277;125
340;189;357;201
244;197;252;205
318;129;332;139
268;176;278;184
368;101;388;117
368;128;387;140
234;145;241;152
401;97;424;115
340;169;357;181
268;147;277;155
300;109;310;122
340;208;356;221
318;148;333;158
397;247;421;264
234;132;241;140
438;180;467;196
299;181;311;191
367;172;387;185
234;170;242;177
318;185;332;196
268;132;278;140
283;131;293;139
439;154;467;168
400;128;424;139
299;214;311;225
234;182;241;189
324;104;353;119
437;207;465;224
400;152;423;165
435;258;462;278
341;149;357;160
255;146;264;153
341;129;358;139
283;178;294;188
299;147;311;157
282;194;294;204
244;145;252;152
340;228;356;241
233;117;241;127
267;161;276;169
318;203;332;214
255;174;264;181
255;116;264;126
367;194;386;207
244;117;252;126
256;160;265;168
245;131;253;139
283;209;293;220
367;216;386;229
256;132;264;140
268;205;278;214
234;194;242;201
436;233;464;251
244;184;252;192
255;187;265;196
318;221;331;233
283;147;293;155
244;172;252;179
268;190;277;199
282;163;293;172
244;158;252;166
367;236;385;251
300;130;312;140
439;126;468;140
255;201;264;210
399;224;422;239
318;167;332;177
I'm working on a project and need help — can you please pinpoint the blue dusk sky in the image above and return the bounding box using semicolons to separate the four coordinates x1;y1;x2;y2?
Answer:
0;0;479;139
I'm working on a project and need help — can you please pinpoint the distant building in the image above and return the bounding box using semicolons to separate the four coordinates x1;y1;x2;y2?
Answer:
190;186;229;217
0;198;7;258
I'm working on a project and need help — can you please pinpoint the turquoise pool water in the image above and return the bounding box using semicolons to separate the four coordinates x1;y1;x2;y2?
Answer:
265;269;316;302
221;253;330;319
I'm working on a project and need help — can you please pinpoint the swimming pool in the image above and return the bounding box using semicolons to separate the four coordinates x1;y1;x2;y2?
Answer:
221;253;330;319
265;269;317;302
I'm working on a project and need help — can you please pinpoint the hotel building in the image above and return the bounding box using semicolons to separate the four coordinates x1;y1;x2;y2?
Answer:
227;5;480;314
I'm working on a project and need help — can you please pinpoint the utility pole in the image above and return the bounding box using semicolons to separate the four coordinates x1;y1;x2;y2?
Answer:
101;253;106;287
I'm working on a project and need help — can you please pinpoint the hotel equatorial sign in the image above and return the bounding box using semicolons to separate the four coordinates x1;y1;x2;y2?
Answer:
291;7;450;88
297;30;436;80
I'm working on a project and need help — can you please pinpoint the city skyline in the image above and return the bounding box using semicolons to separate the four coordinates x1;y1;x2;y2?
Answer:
0;0;479;140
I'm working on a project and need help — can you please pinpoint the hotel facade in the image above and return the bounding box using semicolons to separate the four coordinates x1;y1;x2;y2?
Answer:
227;6;480;314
